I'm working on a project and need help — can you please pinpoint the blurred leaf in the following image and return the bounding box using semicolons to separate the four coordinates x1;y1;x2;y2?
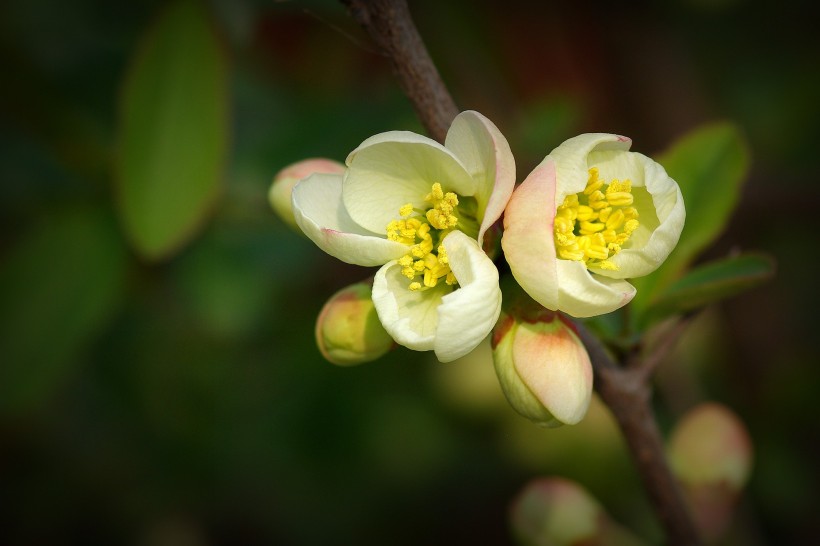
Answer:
640;253;774;328
0;207;128;414
630;123;750;320
116;0;229;260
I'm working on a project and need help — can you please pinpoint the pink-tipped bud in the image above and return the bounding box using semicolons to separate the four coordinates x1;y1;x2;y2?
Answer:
667;403;753;541
315;281;394;366
269;158;345;230
510;477;644;546
491;298;592;427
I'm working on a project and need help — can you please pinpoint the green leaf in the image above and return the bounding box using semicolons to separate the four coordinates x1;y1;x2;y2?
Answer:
0;207;129;414
116;0;229;260
630;122;750;319
640;253;774;328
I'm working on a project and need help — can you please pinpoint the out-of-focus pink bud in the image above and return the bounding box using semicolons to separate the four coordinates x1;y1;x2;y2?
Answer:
667;403;753;541
315;281;394;366
269;158;345;230
511;477;645;546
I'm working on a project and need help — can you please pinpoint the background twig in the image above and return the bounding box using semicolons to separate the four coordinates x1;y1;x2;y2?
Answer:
340;0;458;143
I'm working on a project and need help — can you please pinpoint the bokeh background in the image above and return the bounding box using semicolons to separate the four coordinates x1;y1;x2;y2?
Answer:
1;0;818;544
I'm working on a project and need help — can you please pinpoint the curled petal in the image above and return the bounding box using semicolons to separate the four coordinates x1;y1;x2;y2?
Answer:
343;131;476;234
292;173;408;266
445;111;516;248
372;260;445;352
600;156;685;278
550;133;633;204
435;230;502;362
371;230;501;362
554;261;636;318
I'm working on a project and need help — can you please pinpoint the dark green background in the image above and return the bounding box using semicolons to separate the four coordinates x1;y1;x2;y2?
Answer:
1;0;817;543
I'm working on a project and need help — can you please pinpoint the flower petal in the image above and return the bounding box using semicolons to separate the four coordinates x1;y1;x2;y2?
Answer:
292;173;408;266
435;230;502;362
343;131;476;234
593;154;685;279
502;160;560;310
444;111;516;248
554;260;636;318
549;133;633;205
372;261;448;351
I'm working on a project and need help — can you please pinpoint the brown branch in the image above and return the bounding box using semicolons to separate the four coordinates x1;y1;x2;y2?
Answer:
575;322;701;546
340;1;701;543
340;0;459;143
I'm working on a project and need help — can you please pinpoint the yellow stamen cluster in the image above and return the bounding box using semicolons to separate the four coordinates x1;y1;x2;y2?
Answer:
386;183;460;291
553;167;640;271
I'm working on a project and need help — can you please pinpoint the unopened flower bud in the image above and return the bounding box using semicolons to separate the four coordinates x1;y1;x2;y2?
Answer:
270;158;345;230
667;403;753;540
315;281;394;366
511;477;644;546
492;296;592;427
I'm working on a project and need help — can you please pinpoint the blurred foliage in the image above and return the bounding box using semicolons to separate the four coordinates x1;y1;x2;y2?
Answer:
0;0;818;544
630;123;750;324
117;0;229;260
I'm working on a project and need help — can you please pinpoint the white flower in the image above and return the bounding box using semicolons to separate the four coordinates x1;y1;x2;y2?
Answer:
502;133;685;318
292;111;515;362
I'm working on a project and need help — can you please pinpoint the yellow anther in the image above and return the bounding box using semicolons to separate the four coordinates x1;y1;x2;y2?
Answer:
554;216;574;233
576;205;597;222
387;182;463;291
437;245;449;264
555;232;576;247
602;229;617;243
606;192;634;207
584;168;604;194
552;167;641;272
580;220;605;234
605;209;625;230
559;247;585;261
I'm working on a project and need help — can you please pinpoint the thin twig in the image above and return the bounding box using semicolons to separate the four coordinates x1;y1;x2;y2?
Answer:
630;313;697;382
574;321;701;545
339;0;459;143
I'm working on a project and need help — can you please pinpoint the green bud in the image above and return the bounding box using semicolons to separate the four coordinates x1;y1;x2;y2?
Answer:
270;158;345;231
315;282;394;366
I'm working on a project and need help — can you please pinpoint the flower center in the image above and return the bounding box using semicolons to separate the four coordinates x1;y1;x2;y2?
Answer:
386;183;460;291
553;167;640;271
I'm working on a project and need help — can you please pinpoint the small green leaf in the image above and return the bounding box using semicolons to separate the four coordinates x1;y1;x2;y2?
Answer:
116;0;229;260
630;123;750;318
640;253;774;328
0;207;128;414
